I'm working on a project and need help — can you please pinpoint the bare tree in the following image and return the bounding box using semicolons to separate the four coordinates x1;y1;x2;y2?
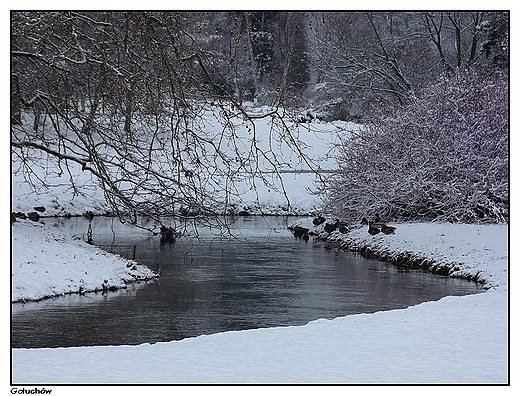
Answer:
421;11;489;71
12;11;509;231
305;11;503;119
11;11;313;233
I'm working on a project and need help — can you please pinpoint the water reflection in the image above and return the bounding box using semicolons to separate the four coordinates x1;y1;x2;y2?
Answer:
11;216;482;348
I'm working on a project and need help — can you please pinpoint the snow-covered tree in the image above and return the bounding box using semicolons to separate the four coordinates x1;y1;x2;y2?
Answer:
305;11;506;120
11;11;312;231
11;11;509;230
321;68;508;224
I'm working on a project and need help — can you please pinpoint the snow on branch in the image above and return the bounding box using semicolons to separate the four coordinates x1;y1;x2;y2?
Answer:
322;68;508;224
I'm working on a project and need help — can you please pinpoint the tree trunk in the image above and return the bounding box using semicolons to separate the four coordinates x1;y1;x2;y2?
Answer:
11;75;22;125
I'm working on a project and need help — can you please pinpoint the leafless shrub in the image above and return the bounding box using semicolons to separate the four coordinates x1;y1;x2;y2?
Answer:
322;68;508;224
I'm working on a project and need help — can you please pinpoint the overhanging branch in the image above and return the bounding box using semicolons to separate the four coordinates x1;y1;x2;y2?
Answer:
11;141;94;174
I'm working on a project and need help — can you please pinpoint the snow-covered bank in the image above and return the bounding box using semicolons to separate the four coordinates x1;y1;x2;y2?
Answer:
10;216;509;384
10;110;509;385
289;218;509;291
12;289;507;384
11;219;157;303
11;115;351;219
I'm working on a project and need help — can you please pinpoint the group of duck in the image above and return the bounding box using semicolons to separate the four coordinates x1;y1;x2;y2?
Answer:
361;214;396;235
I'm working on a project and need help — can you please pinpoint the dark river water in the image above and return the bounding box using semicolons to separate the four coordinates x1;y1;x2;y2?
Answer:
11;216;483;349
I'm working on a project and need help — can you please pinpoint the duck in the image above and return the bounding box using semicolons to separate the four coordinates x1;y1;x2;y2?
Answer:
160;226;178;243
368;224;381;235
373;213;391;224
324;219;339;233
381;224;396;235
324;219;350;234
364;214;396;235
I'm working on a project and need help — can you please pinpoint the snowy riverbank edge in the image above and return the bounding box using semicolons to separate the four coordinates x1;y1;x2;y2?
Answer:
288;218;509;291
11;217;509;385
11;219;157;303
11;216;509;303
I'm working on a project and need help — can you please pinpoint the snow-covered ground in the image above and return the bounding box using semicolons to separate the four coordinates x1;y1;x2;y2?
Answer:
10;217;509;384
11;113;352;218
11;219;157;303
10;114;510;386
10;289;509;384
290;218;509;290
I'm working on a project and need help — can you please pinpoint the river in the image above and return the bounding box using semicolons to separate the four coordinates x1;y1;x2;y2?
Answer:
11;216;483;348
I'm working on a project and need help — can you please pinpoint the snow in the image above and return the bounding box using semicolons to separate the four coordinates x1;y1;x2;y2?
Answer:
9;114;510;386
290;218;509;291
11;114;353;218
11;219;157;303
10;217;510;385
10;290;508;384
